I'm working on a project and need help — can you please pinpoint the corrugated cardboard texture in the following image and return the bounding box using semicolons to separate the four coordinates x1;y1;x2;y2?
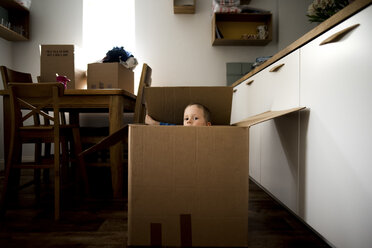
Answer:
40;45;77;89
128;125;249;247
87;62;134;93
145;87;233;125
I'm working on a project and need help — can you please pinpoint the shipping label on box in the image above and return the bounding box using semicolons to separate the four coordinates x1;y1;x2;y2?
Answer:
87;62;134;94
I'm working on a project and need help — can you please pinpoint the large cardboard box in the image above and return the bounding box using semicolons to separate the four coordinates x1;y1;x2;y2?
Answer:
128;86;304;247
87;62;134;93
40;44;86;89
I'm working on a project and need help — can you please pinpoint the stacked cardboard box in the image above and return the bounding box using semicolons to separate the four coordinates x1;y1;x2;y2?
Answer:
87;62;134;94
40;44;86;89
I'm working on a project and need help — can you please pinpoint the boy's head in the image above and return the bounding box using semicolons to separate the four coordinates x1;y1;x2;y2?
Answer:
183;103;211;126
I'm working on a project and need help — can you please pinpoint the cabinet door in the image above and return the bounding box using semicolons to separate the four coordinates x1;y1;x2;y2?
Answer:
260;113;299;213
231;81;249;124
300;5;372;248
245;72;266;117
256;50;301;213
231;78;262;182
249;124;261;182
231;74;266;124
263;50;300;111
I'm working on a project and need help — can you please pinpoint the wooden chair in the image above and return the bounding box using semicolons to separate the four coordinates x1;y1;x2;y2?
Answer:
1;66;42;164
1;66;33;89
0;83;86;220
78;63;152;194
1;66;63;185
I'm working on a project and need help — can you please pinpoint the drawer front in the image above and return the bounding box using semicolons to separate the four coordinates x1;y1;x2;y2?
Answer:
231;81;249;124
261;49;300;111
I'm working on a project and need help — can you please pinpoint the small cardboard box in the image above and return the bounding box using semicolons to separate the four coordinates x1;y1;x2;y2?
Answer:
128;86;304;247
40;44;86;89
87;62;134;93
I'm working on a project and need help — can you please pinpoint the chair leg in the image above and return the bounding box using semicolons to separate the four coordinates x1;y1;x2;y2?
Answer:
60;137;69;184
54;141;60;221
34;142;42;202
0;159;12;218
0;138;18;218
43;142;52;184
72;127;89;196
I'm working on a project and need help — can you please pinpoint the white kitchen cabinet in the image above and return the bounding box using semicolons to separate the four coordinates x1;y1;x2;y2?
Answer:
262;50;300;111
231;73;266;125
258;50;300;213
230;80;249;125
231;76;264;183
249;125;261;182
231;2;372;247
232;50;301;212
260;113;300;213
299;5;372;248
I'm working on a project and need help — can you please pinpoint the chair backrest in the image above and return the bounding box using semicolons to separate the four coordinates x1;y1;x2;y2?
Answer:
133;63;152;124
1;66;33;89
8;83;64;130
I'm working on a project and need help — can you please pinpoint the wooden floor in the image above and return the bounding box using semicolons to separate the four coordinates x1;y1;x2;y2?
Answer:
0;169;331;248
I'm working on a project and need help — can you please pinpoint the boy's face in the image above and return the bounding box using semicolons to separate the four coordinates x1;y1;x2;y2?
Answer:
183;105;211;126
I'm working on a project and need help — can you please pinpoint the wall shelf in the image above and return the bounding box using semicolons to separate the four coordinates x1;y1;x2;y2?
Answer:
0;0;29;41
212;12;272;46
173;0;195;14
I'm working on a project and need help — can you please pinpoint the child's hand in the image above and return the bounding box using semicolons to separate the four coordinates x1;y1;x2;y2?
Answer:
145;114;160;125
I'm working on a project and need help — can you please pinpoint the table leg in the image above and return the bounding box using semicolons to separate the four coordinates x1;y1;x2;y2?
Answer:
2;95;10;167
109;95;124;198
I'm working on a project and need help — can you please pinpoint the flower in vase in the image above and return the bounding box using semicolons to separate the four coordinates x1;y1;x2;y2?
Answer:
307;0;352;23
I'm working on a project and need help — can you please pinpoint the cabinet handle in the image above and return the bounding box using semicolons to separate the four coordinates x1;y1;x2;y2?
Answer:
319;23;360;46
269;63;285;72
233;89;237;93
246;80;254;86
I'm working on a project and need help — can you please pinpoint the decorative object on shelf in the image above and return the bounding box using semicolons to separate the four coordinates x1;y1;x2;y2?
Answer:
241;33;257;40
213;0;267;14
257;25;268;39
307;0;351;23
213;0;241;13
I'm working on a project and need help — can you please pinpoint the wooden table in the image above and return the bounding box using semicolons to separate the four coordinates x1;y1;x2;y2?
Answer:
1;88;136;198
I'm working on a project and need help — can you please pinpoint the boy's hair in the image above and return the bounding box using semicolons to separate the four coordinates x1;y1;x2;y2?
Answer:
185;103;211;123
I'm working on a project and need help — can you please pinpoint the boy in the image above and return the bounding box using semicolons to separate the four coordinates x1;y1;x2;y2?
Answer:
145;103;212;126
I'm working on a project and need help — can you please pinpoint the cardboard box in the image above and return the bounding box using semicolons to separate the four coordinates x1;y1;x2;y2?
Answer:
40;44;87;89
87;62;134;93
128;86;304;247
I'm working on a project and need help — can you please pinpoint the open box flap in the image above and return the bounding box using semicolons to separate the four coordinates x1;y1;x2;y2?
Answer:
233;107;306;127
145;86;233;125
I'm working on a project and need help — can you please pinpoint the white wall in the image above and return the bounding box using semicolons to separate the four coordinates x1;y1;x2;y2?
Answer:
0;0;315;166
134;0;315;86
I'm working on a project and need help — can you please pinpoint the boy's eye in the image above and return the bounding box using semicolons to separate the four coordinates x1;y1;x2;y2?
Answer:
193;117;199;120
184;117;189;121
